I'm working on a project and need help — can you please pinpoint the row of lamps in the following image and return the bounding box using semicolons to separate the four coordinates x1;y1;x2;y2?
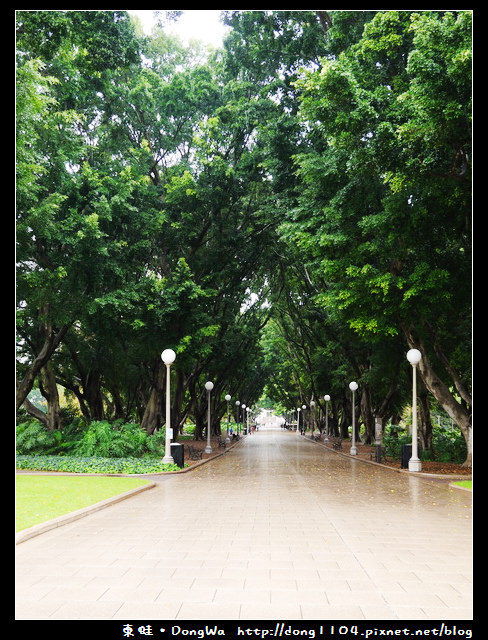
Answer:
294;349;422;472
161;348;253;462
163;347;423;472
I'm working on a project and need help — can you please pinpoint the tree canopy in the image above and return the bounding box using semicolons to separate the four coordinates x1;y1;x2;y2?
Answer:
16;10;472;464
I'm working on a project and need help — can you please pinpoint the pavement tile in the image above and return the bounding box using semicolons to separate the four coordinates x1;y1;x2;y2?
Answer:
358;605;400;619
299;604;366;620
239;602;303;620
111;600;182;619
47;601;124;620
418;607;474;620
15;601;66;619
175;601;241;620
213;588;271;603
154;586;216;603
38;584;111;602
15;582;57;601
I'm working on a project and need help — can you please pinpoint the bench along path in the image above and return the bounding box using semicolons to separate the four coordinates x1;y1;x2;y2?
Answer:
16;429;472;621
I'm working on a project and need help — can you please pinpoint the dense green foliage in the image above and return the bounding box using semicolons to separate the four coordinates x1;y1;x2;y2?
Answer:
16;419;165;459
16;455;180;474
72;421;147;458
382;426;466;463
16;11;471;465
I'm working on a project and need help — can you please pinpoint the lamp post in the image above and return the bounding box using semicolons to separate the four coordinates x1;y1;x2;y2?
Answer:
296;407;301;433
302;404;306;434
205;381;214;454
241;404;246;434
407;349;422;472
235;400;240;435
161;349;176;464
310;399;315;437
225;394;231;443
324;395;330;442
349;381;358;455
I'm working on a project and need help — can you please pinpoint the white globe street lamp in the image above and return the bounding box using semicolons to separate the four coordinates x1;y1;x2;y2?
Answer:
407;349;422;472
349;381;358;455
205;381;214;454
296;407;301;433
235;400;240;435
324;395;330;442
310;399;316;437
225;394;231;443
161;349;176;464
302;404;306;434
241;404;246;434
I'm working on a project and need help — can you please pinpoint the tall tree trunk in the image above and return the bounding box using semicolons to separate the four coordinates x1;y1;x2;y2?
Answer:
69;384;91;422
83;369;105;421
141;360;165;435
194;416;206;440
171;369;187;440
39;362;62;431
418;383;433;453
360;386;375;444
16;309;71;411
22;397;49;428
339;393;349;438
191;393;207;440
108;384;126;421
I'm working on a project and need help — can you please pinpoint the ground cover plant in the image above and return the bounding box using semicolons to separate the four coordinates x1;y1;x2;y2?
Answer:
16;420;186;474
16;475;152;531
15;454;181;474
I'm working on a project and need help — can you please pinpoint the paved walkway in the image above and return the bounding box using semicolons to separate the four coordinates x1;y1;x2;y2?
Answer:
15;428;472;621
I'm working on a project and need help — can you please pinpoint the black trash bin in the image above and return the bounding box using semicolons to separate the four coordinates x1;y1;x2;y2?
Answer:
170;443;184;468
401;443;412;469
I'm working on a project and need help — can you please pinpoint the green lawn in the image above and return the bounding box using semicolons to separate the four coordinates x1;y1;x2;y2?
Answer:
452;480;472;490
16;475;151;532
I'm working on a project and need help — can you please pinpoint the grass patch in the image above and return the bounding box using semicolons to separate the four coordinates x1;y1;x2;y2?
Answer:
451;480;472;490
16;475;151;532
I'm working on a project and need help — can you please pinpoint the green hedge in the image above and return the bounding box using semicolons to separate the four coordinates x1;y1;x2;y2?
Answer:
16;454;181;474
382;426;467;463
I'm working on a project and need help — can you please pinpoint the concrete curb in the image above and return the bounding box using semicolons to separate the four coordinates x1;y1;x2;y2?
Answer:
449;481;472;492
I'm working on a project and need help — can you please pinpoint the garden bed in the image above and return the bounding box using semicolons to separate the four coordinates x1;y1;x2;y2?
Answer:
15;454;181;475
321;440;472;476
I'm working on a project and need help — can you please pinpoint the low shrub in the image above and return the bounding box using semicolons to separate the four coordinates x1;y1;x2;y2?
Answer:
72;421;147;458
16;454;181;474
431;428;467;463
16;421;71;455
383;433;411;459
383;425;467;463
16;419;183;461
144;428;166;457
